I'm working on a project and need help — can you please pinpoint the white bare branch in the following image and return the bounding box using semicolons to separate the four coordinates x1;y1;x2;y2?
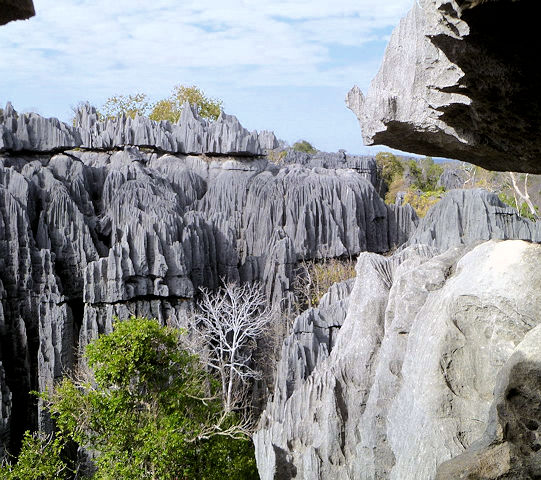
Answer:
182;281;273;416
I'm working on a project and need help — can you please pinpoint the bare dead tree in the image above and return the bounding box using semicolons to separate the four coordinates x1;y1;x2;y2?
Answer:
183;282;273;416
509;172;539;220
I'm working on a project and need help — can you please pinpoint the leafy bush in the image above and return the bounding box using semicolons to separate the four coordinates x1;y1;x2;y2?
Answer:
267;149;287;165
292;140;317;154
0;431;70;480
402;188;445;218
498;193;540;220
29;316;258;480
408;157;443;192
98;85;223;123
101;93;151;120
150;85;223;122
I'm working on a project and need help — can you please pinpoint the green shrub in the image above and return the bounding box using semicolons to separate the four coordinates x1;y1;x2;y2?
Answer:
498;193;540;221
0;431;70;480
33;316;257;480
403;188;445;217
292;140;317;154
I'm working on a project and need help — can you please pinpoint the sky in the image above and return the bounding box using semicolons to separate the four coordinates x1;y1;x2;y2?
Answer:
0;0;416;156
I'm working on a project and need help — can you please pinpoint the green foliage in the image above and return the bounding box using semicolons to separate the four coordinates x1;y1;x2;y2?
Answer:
498;193;540;220
376;152;405;203
409;157;443;192
402;188;445;217
0;431;70;480
292;140;317;154
101;93;151;120
376;152;403;185
39;316;257;480
149;85;223;122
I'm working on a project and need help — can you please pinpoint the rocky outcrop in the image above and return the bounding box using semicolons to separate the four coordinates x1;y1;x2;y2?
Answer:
0;118;417;454
74;103;271;156
0;0;35;25
437;167;467;190
436;323;541;479
1;103;276;156
255;240;541;479
348;0;541;173
280;149;378;184
406;189;541;251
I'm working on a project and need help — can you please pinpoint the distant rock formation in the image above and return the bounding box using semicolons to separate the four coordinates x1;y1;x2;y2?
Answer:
1;102;275;156
0;0;35;25
255;240;541;479
347;0;541;173
406;189;541;251
0;104;418;455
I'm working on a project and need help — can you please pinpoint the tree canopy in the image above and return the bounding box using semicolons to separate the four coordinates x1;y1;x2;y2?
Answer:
99;85;223;123
2;316;258;479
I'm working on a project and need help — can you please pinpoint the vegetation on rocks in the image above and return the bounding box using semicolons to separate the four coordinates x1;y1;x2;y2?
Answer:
402;188;446;218
98;85;223;122
1;317;258;480
292;139;317;154
295;258;357;309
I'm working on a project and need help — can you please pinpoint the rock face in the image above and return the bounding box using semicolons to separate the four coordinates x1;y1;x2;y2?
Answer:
435;323;541;479
1;103;276;156
348;0;541;173
0;0;35;25
0;106;418;454
255;240;541;479
406;189;541;251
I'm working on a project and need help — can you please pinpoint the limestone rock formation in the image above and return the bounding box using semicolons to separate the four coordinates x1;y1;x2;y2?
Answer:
435;323;541;479
348;0;541;173
0;0;35;25
1;103;276;156
0;120;417;453
406;189;541;251
255;240;541;479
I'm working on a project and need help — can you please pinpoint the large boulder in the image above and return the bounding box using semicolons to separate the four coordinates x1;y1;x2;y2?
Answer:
348;0;541;173
435;324;541;479
255;240;541;479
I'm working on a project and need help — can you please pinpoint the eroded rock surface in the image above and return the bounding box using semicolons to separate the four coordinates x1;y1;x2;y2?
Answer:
348;0;541;172
255;240;541;479
0;129;416;453
436;323;541;479
406;189;541;251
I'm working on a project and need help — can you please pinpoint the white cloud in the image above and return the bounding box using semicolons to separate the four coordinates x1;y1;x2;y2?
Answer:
0;0;413;142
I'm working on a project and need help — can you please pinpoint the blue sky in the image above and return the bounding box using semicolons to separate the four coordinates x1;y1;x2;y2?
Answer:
0;0;415;155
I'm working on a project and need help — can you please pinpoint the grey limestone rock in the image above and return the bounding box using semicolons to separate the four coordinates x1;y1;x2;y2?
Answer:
0;0;35;25
1;102;81;152
255;240;541;479
437;167;468;190
406;189;541;251
0;140;417;454
1;102;272;156
435;323;541;480
348;0;541;173
73;103;266;156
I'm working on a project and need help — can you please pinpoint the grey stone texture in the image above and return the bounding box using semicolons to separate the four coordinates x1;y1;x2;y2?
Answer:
1;102;277;156
435;323;541;479
0;129;416;454
348;0;541;173
0;0;35;25
406;189;541;251
255;240;541;479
